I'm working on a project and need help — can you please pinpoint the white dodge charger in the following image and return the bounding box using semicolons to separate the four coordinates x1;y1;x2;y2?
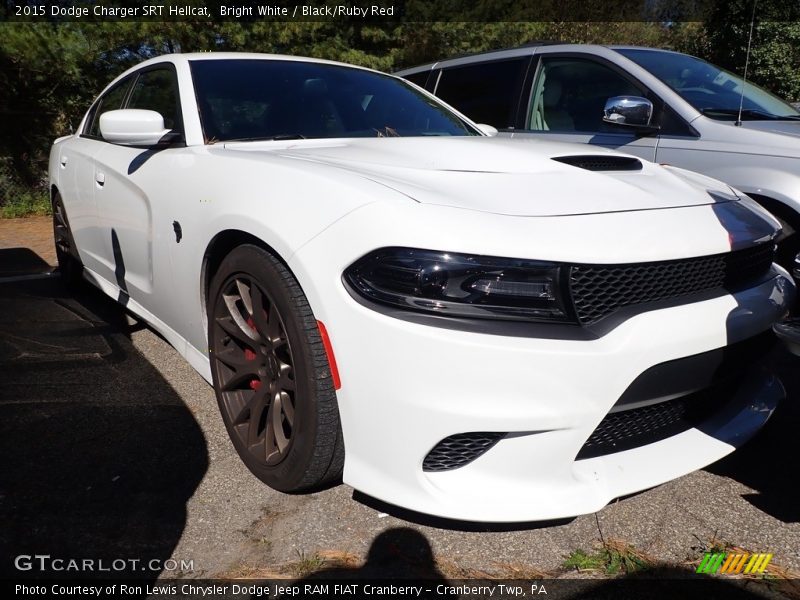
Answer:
49;53;794;522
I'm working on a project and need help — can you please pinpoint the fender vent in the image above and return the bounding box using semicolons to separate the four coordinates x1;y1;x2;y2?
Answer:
552;155;643;171
423;432;505;472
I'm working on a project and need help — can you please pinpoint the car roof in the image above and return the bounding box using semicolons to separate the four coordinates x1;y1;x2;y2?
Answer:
395;44;680;74
125;52;387;77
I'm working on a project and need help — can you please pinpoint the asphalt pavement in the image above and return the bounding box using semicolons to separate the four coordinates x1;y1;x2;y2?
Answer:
1;221;799;591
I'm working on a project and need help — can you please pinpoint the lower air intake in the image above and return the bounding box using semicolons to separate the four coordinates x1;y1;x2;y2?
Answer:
576;384;734;460
422;432;505;472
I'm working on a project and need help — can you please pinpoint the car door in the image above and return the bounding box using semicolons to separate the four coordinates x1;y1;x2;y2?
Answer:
58;77;133;276
516;54;659;161
92;65;184;313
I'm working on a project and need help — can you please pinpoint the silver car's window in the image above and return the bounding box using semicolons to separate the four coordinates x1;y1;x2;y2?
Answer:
618;49;800;120
434;58;530;129
189;59;478;142
528;57;644;132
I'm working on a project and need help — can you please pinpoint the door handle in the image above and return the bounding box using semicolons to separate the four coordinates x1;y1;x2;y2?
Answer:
95;172;105;187
60;156;68;168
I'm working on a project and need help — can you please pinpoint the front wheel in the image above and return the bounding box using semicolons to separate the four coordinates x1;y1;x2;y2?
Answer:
207;244;344;492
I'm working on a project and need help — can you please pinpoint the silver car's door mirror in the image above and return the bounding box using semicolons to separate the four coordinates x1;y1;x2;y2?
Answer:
603;96;654;128
475;123;499;137
99;109;172;146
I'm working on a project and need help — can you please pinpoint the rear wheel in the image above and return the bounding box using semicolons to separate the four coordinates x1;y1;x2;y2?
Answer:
52;191;83;286
207;244;343;492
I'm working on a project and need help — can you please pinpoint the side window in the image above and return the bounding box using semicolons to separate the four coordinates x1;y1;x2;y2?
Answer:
528;57;645;133
84;79;132;139
126;68;182;131
434;58;529;128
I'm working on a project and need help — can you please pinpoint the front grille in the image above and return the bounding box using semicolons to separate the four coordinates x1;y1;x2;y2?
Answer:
576;384;732;460
569;243;774;325
422;432;505;472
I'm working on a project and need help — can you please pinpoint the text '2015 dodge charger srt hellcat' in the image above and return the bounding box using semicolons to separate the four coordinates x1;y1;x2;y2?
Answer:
50;53;794;522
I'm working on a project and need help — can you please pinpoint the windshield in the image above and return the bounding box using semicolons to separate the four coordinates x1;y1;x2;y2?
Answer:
190;59;479;142
617;48;800;120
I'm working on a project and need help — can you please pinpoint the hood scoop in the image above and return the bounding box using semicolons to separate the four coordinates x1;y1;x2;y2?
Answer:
552;155;643;171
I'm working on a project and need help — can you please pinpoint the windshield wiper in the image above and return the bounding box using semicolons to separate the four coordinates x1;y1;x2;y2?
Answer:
224;134;307;142
700;108;800;121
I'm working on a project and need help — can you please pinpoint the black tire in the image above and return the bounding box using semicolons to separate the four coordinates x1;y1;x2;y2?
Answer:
207;244;344;492
52;191;83;287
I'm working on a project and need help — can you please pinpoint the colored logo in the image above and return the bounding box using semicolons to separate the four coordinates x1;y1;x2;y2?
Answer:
697;552;773;575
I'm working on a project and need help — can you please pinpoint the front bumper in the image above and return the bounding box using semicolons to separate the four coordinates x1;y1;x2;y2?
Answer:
295;244;794;520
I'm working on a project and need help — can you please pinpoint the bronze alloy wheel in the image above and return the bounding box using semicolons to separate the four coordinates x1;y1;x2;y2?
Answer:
212;275;297;466
208;244;344;492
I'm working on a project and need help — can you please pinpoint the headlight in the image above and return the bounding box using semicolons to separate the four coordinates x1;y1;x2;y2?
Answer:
343;247;576;323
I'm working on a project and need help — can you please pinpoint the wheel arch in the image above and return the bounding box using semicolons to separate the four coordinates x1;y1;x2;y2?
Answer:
748;192;800;233
200;229;299;332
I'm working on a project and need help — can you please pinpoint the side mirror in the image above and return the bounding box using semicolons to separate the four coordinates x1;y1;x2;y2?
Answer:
99;109;172;146
602;96;655;129
475;123;498;137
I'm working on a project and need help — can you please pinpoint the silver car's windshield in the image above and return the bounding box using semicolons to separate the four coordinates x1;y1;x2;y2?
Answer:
190;59;480;142
617;48;800;121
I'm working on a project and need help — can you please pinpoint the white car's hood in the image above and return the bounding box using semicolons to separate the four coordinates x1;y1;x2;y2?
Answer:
225;136;736;216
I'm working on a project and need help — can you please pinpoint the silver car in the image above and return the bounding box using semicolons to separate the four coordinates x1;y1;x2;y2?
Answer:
397;44;800;267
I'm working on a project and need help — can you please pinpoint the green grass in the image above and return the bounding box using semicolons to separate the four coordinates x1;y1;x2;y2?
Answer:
563;549;608;572
563;540;653;575
289;550;326;577
0;189;51;218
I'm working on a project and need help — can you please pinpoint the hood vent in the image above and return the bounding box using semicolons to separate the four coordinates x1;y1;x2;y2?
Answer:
552;155;643;171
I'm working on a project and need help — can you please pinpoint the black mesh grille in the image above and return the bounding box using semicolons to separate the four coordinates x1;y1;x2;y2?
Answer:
422;432;505;472
569;243;774;325
576;385;731;460
577;333;772;460
552;155;643;171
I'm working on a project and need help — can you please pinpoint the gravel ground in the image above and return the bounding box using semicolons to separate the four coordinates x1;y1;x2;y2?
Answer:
1;220;799;590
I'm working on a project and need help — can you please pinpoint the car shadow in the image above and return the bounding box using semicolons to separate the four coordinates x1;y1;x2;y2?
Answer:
0;272;208;578
704;347;800;524
0;247;53;277
703;202;800;523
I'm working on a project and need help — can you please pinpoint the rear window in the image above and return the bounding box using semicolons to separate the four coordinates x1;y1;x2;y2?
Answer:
434;58;530;128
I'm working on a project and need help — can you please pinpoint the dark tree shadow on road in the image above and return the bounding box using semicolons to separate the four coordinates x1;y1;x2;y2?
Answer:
0;274;208;579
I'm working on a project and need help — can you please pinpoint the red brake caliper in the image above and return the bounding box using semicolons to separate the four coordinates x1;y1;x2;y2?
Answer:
245;317;261;390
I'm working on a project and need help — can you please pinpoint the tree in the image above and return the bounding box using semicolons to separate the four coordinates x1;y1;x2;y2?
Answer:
703;0;800;102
